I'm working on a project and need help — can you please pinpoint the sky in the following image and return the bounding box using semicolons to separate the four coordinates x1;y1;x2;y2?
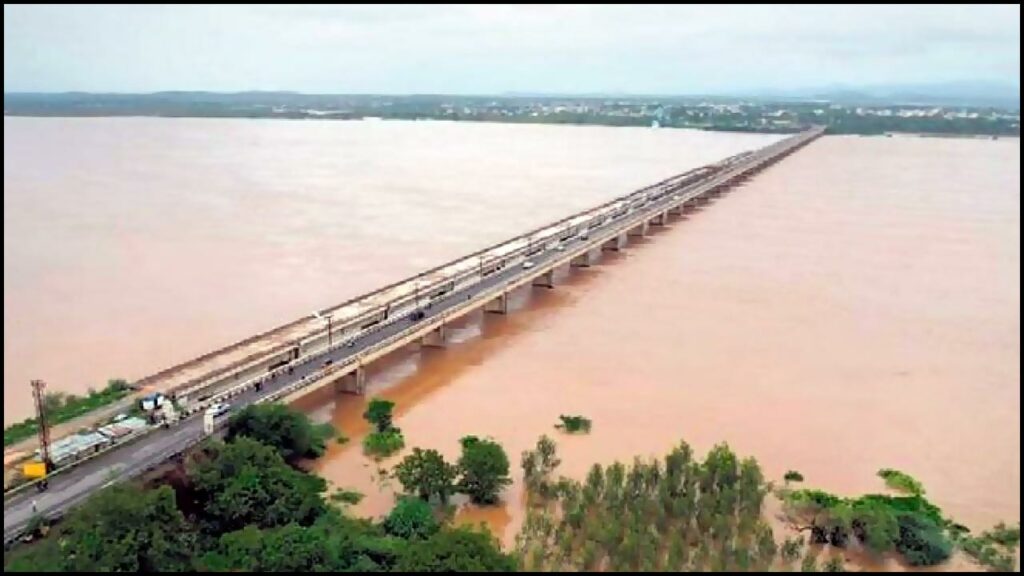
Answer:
3;4;1020;95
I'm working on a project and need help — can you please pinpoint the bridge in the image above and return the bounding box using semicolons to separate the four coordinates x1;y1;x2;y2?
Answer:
3;126;824;543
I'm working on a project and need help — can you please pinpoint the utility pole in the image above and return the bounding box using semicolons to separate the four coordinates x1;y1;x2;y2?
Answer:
31;379;52;491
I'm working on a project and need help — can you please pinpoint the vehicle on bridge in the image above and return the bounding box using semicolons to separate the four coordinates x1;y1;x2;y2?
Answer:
410;310;426;321
523;260;536;270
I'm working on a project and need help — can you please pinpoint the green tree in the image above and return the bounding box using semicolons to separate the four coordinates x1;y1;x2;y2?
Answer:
188;437;327;534
364;398;396;433
18;484;197;572
226;403;328;464
383;496;440;539
394;447;459;503
396;524;517;572
801;553;819;572
458;436;512;505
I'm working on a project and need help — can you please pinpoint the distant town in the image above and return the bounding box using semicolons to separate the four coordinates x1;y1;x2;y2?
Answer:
4;92;1020;137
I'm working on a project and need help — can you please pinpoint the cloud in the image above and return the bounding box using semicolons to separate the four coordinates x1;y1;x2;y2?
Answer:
4;4;1019;93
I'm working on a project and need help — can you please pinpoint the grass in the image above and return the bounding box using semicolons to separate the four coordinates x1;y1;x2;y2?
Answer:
362;430;405;459
336;434;350;445
877;468;925;495
4;379;132;447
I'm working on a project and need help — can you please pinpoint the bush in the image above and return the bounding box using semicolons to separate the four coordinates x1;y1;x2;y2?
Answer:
383;496;439;540
894;512;952;566
555;415;592;434
363;430;405;458
329;489;364;505
784;470;805;483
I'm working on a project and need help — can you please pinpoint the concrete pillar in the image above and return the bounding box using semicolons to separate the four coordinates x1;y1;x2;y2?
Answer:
628;220;650;237
531;268;555;289
651;211;669;226
602;233;627;251
570;248;599;268
484;292;508;314
668;205;683;215
335;367;367;395
421;324;447;348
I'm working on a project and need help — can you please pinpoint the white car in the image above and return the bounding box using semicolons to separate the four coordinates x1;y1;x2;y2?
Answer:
522;260;535;270
206;403;231;417
554;243;566;252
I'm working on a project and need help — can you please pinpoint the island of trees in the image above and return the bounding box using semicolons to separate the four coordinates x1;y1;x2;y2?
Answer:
4;403;1018;572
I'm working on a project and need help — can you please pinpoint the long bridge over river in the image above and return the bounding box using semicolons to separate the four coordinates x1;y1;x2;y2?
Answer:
3;126;824;543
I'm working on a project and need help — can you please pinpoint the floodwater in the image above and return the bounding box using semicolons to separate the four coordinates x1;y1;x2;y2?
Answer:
3;117;775;424
299;134;1020;567
5;118;1019;570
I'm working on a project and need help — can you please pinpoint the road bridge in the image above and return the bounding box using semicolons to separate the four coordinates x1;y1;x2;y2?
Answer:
3;126;824;544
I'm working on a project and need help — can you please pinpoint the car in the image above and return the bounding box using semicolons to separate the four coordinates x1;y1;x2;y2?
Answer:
346;339;357;348
206;403;230;417
522;260;535;270
554;243;566;252
410;310;426;321
579;230;589;240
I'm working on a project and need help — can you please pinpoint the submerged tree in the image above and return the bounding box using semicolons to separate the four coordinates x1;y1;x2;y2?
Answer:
458;436;512;505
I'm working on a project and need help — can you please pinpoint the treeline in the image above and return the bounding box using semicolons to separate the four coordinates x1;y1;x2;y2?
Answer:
4;403;514;572
514;435;1019;572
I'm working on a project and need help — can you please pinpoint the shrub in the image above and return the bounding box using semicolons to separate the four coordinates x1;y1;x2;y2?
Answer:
784;470;805;483
555;415;592;434
363;430;405;458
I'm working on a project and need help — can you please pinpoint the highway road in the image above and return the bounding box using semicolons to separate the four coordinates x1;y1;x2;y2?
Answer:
3;127;821;543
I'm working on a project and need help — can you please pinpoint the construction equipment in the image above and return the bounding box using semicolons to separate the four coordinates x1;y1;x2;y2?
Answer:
30;379;52;491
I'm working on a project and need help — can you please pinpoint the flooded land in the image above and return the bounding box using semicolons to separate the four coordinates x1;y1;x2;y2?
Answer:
4;118;1019;567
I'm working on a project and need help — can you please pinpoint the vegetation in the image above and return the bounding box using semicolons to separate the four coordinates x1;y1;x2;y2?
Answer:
364;398;396;433
780;472;1018;570
225;403;329;464
383;496;440;540
394;447;459;504
515;436;779;571
877;468;925;495
955;521;1020;572
362;398;406;458
457;436;512;505
5;484;195;572
784;470;805;483
5;405;514;573
363;429;406;458
554;414;592;434
329;488;365;505
4;379;132;447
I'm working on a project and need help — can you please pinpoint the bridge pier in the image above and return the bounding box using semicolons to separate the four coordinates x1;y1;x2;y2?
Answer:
628;220;650;237
421;324;447;348
651;211;669;226
531;268;555;288
602;233;627;251
335;367;367;395
668;205;683;215
570;248;600;268
484;292;509;314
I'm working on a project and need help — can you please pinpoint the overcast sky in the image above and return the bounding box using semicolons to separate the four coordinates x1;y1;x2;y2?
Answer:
4;4;1020;94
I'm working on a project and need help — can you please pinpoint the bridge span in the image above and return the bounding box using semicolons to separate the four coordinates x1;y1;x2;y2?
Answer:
3;126;823;544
